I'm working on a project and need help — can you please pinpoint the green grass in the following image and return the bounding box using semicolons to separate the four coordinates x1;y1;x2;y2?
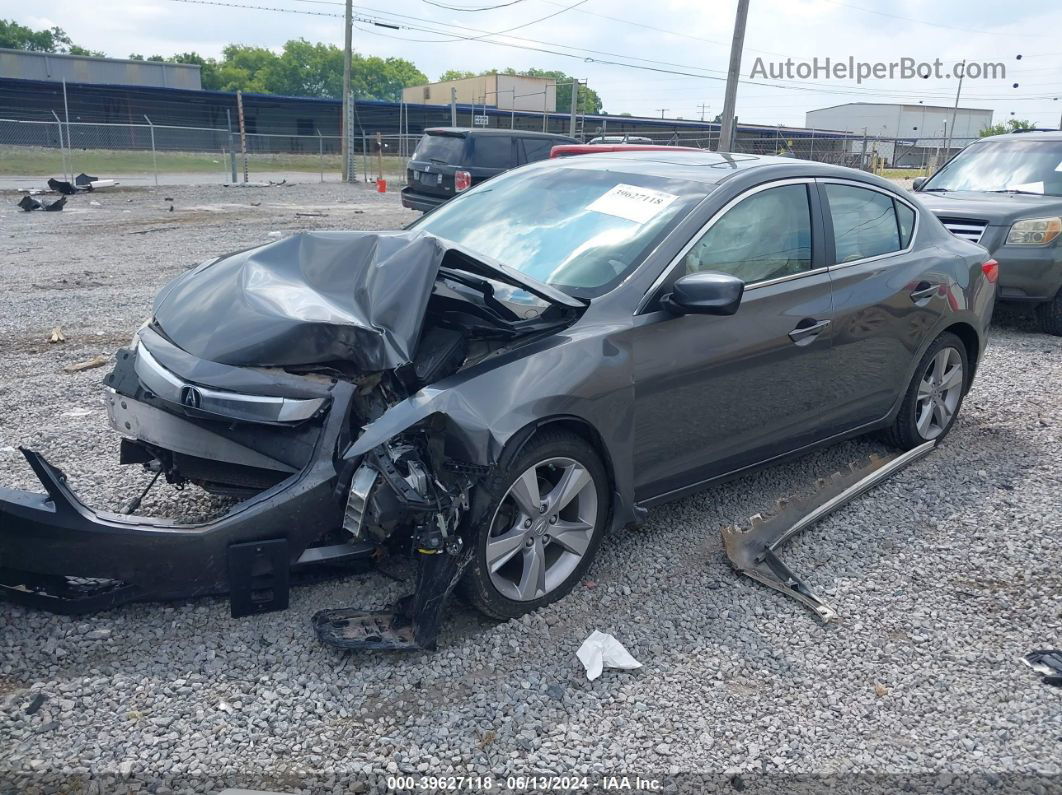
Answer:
0;145;410;177
879;167;929;179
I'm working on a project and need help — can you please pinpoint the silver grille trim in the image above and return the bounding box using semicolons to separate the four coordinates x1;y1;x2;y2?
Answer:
938;217;988;243
134;342;326;424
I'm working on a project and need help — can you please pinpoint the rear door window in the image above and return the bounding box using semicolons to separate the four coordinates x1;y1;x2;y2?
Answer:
520;137;554;163
413;133;466;164
469;135;514;168
825;184;901;263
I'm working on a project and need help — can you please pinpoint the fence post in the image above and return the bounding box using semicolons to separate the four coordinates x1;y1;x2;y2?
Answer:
50;110;69;184
144;115;159;187
317;128;324;184
236;90;249;183
226;109;237;183
62;79;72;181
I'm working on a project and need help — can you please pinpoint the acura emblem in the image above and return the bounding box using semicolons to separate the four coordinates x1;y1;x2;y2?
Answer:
180;385;202;409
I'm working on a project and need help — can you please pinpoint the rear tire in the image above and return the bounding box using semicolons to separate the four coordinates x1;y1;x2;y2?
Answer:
1035;290;1062;336
459;430;609;620
883;332;969;450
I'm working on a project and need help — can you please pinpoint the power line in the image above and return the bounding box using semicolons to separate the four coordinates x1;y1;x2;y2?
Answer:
159;0;1061;104
821;0;1055;38
421;0;534;10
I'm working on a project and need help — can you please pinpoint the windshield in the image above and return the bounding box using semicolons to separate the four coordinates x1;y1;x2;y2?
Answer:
412;164;709;297
413;133;466;163
924;139;1062;196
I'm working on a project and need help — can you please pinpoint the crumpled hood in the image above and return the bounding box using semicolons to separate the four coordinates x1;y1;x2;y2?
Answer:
153;231;447;370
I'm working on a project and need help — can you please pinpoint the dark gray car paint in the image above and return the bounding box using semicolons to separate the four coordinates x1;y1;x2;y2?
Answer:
0;152;995;606
914;190;1062;302
346;154;994;529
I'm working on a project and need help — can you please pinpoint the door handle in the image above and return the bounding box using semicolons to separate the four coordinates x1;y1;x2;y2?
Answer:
909;281;940;302
788;318;831;345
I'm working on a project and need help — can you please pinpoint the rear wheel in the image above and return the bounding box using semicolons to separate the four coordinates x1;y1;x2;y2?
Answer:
460;431;609;620
1035;290;1062;336
884;332;969;449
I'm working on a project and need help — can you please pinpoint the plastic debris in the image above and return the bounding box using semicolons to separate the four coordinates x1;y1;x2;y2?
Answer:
18;195;66;212
49;327;66;344
48;178;78;196
576;631;642;681
74;173;98;188
1022;650;1062;687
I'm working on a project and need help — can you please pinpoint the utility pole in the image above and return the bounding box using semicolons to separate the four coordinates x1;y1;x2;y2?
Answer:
944;58;965;160
341;0;353;182
569;80;579;138
698;103;710;122
656;108;669;119
717;0;749;152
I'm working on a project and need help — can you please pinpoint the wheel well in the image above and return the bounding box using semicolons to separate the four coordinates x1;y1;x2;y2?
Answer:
942;322;981;383
508;416;617;499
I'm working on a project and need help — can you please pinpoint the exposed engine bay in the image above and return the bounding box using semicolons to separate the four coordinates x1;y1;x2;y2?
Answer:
0;231;584;650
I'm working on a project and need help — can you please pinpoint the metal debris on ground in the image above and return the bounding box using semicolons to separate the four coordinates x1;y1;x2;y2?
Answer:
74;173;97;188
1022;650;1062;687
49;327;66;344
43;196;67;212
576;631;643;681
721;440;936;621
63;355;110;374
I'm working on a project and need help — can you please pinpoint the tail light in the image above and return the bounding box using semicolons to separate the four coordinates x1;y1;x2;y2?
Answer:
981;259;999;284
454;170;471;192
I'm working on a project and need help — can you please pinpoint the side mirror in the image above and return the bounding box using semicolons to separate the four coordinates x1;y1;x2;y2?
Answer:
661;271;744;316
912;177;927;191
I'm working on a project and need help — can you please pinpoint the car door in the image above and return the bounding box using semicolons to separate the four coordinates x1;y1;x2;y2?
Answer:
630;179;837;502
820;179;950;430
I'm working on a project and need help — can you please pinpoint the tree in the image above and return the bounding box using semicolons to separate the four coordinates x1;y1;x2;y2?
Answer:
980;118;1037;137
438;70;478;81
0;18;94;54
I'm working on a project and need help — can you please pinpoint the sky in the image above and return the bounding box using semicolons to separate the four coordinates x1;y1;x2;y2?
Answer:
3;0;1062;128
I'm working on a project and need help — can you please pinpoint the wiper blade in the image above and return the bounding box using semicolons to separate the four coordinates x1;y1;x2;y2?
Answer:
987;189;1044;195
920;187;950;192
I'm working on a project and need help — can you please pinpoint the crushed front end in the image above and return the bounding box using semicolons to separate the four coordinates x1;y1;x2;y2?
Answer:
0;230;579;648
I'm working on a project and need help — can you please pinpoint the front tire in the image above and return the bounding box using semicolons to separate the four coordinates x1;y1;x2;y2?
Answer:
884;332;969;450
1035;289;1062;336
460;430;609;620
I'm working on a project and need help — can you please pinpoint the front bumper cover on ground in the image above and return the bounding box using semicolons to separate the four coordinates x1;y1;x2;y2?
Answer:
0;382;359;616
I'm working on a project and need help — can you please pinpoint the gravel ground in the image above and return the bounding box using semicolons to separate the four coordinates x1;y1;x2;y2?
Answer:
0;183;1060;794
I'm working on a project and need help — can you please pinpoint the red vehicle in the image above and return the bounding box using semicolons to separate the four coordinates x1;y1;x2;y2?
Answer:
549;143;703;158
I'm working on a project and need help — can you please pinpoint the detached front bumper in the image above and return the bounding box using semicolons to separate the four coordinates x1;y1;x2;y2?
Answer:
0;381;358;616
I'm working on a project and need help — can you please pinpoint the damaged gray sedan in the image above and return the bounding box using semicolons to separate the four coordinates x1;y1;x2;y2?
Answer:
0;152;996;649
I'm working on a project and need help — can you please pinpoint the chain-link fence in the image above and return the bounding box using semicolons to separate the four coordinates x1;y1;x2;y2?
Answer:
0;115;979;188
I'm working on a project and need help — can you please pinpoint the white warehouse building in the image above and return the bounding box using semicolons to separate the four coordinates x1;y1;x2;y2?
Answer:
805;102;994;167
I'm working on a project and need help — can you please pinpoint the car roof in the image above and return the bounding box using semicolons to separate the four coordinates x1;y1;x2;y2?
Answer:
424;127;577;140
977;130;1062;142
533;150;873;186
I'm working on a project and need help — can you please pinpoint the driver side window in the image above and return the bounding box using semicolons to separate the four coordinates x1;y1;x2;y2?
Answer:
684;183;813;284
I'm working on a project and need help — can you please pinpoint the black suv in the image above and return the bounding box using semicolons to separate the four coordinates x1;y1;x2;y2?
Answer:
914;131;1062;335
401;127;577;213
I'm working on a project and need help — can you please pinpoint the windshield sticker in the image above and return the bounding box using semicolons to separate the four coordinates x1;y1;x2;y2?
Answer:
1007;181;1045;194
1056;160;1062;172
587;184;679;224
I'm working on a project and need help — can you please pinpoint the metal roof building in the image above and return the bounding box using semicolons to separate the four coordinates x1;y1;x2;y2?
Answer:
0;48;202;90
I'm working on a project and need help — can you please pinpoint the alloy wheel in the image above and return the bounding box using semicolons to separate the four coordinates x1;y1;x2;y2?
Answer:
485;456;599;602
915;346;964;440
